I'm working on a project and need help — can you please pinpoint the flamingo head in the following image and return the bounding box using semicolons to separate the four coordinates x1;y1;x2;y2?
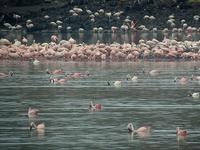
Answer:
46;69;50;74
107;81;111;86
127;123;134;133
49;78;54;83
9;71;14;76
89;101;94;107
174;77;177;82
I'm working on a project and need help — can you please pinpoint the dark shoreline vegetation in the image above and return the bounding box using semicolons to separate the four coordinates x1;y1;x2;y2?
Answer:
0;0;199;32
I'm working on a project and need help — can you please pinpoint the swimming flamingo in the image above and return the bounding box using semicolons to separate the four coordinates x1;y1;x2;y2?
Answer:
114;81;122;87
176;127;188;136
71;72;82;79
149;69;160;76
46;69;65;75
191;92;200;99
30;122;45;131
0;71;14;78
131;75;138;82
28;107;39;117
49;78;67;84
33;59;40;65
127;123;151;133
179;77;188;85
126;74;131;80
89;101;102;111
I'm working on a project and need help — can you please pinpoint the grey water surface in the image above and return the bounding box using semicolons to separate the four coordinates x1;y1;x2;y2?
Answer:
0;60;200;150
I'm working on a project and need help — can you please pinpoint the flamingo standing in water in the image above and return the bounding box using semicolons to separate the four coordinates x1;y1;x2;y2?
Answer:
89;101;102;111
28;107;39;118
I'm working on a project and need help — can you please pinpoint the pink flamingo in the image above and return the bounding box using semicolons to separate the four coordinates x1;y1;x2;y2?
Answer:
179;77;188;85
50;78;67;84
89;101;102;111
176;127;188;136
46;69;65;75
28;107;39;117
149;69;160;76
0;71;14;78
127;123;151;133
71;72;82;78
30;122;45;131
51;35;58;43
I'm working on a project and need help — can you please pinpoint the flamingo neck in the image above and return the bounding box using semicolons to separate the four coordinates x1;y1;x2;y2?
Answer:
31;122;37;129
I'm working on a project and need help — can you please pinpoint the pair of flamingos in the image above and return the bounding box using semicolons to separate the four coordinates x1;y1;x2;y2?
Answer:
127;123;188;137
27;101;101;132
88;101;188;138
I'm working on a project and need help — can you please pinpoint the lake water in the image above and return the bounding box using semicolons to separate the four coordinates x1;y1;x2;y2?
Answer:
0;60;200;150
0;30;200;44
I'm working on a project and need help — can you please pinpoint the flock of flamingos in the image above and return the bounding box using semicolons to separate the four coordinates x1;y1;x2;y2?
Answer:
1;65;200;140
0;32;200;61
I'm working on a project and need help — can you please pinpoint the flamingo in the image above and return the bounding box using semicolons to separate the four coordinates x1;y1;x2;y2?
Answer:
176;127;188;136
114;81;122;87
189;92;199;99
149;69;160;76
28;107;39;117
131;75;138;82
179;77;188;85
30;122;45;131
126;74;131;80
0;71;14;78
49;78;67;84
51;35;58;43
127;123;151;133
46;69;65;75
33;59;40;65
71;72;82;79
89;101;102;111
